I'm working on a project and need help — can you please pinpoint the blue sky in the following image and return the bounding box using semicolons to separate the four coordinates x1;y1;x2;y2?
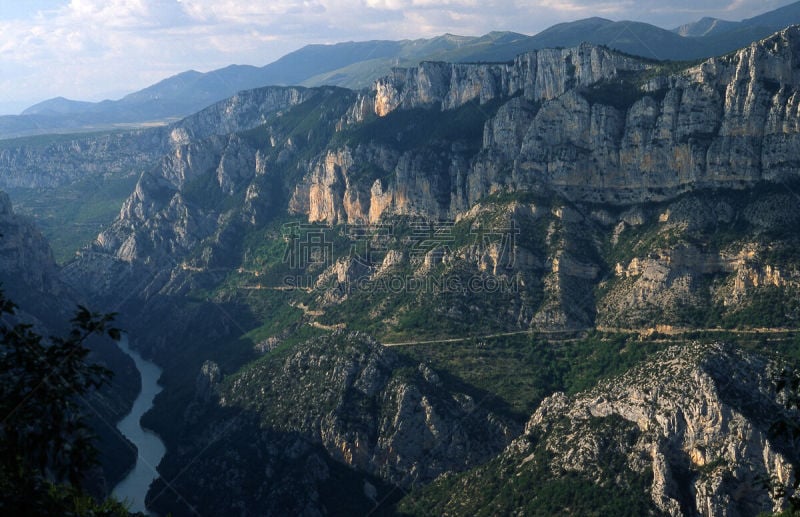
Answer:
0;0;796;114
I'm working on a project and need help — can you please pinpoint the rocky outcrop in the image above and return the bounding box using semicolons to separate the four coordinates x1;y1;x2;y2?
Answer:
292;27;800;224
8;30;800;280
74;87;341;278
288;145;456;224
0;191;62;296
95;136;227;265
409;343;800;516
0;86;311;191
490;27;800;204
167;86;312;144
48;30;800;299
92;132;278;267
346;44;649;120
228;331;516;486
528;343;797;516
614;245;792;303
150;331;517;516
597;187;800;328
0;129;164;190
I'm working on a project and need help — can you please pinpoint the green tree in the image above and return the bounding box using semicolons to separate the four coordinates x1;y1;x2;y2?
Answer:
0;289;131;516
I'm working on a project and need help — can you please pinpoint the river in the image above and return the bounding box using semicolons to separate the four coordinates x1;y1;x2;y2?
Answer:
112;337;167;515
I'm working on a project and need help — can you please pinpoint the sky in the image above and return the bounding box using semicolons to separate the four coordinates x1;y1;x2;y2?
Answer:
0;0;796;114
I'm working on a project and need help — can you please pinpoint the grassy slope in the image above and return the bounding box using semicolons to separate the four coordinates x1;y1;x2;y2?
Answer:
9;173;139;264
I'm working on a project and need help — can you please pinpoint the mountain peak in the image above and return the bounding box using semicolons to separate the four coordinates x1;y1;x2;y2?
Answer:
21;96;96;116
673;16;737;37
547;16;614;30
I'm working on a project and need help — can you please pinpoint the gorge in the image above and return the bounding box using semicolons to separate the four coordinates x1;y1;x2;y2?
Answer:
112;337;166;515
3;16;800;517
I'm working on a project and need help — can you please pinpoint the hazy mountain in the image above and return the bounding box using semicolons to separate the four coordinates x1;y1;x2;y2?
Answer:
525;2;800;60
674;0;800;38
673;17;739;37
741;0;800;30
518;17;702;60
0;36;509;139
299;32;533;88
4;2;800;140
21;96;98;116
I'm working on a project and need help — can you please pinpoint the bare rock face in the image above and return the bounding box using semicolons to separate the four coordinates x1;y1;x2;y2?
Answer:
293;28;800;223
172;87;311;142
90;88;317;269
57;32;800;308
0;89;311;191
416;343;800;516
0;191;65;305
303;44;652;221
502;27;800;204
527;343;797;516
96;141;220;266
289;145;453;224
357;44;648;118
0;130;165;190
596;187;800;329
232;331;517;486
153;331;518;515
483;96;539;160
51;31;800;335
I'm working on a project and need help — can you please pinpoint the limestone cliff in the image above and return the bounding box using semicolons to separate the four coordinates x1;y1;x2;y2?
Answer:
37;28;800;517
0;191;64;304
597;187;800;329
403;343;800;517
291;27;800;224
61;29;800;284
166;86;313;145
347;44;649;119
0;129;164;190
288;145;456;224
488;28;800;203
0;86;311;192
530;343;797;516
81;87;323;269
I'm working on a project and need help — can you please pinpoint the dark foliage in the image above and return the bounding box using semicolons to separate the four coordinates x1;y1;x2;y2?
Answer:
0;289;131;516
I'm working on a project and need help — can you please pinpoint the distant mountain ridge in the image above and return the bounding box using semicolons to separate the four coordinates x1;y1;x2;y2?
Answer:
3;1;800;139
673;17;740;37
673;1;800;43
22;97;98;116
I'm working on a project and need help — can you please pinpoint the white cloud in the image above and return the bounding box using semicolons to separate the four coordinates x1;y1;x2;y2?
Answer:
529;0;795;24
533;0;629;14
